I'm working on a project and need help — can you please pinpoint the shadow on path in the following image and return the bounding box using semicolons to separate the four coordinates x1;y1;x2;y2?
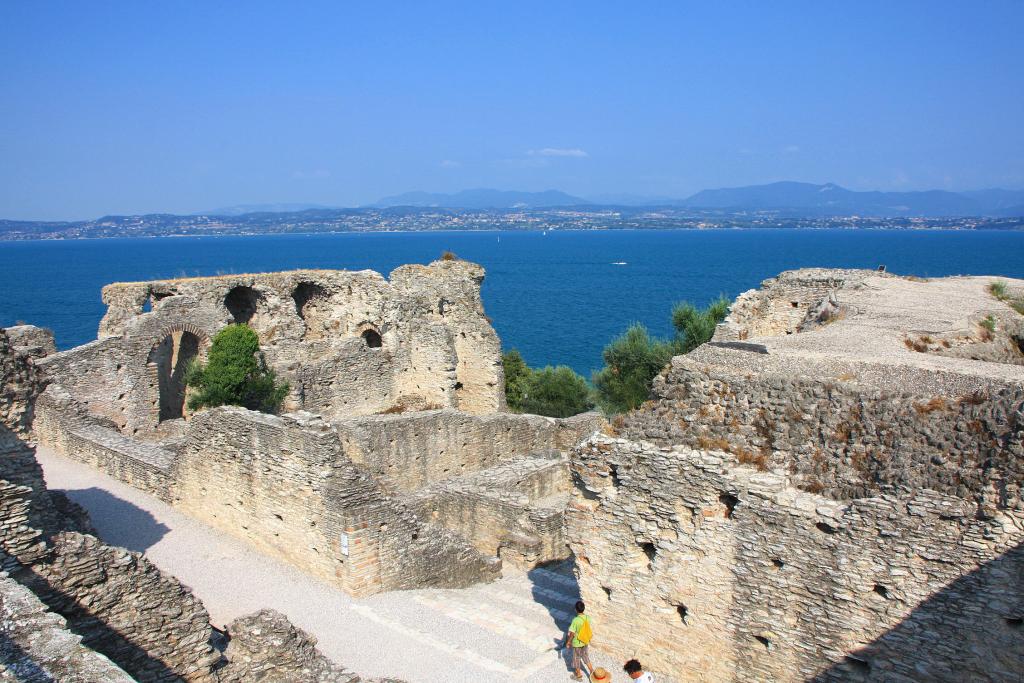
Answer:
528;557;582;675
62;487;170;553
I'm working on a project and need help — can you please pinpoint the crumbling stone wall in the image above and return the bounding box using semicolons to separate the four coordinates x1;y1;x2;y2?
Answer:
409;456;572;567
715;269;860;340
218;609;360;683
40;260;504;438
0;571;136;683
176;407;500;596
0;328;47;443
335;410;598;493
567;434;1024;683
623;350;1024;509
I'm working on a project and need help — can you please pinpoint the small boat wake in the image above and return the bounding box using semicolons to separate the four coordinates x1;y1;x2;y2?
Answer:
612;261;628;266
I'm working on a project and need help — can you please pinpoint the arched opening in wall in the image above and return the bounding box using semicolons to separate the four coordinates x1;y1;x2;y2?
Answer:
361;328;382;348
225;286;261;324
293;281;330;341
148;330;202;421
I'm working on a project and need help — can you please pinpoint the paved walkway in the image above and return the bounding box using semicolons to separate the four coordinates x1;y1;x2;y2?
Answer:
36;446;622;683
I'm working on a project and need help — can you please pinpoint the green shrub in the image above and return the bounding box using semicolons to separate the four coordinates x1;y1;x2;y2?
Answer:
990;281;1008;299
521;365;595;418
592;324;675;414
502;350;531;411
502;349;592;417
593;297;730;414
671;296;730;354
186;324;288;413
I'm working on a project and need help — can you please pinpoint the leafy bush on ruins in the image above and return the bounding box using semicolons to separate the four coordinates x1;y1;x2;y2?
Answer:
592;324;675;413
520;365;594;418
594;297;729;413
502;350;531;409
672;295;730;354
502;350;594;417
185;324;288;413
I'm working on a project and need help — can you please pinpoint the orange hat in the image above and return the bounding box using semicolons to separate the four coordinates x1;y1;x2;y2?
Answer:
591;668;612;682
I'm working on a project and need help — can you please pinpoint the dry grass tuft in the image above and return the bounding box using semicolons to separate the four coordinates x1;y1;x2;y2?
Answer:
914;397;948;415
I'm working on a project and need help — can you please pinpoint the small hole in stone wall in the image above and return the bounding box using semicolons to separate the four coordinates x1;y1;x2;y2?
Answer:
873;584;889;599
790;301;799;308
1007;617;1022;629
640;541;657;567
609;464;622;489
454;382;464;390
602;586;612;600
754;635;771;650
676;604;688;624
720;493;738;519
362;329;383;348
273;513;283;521
772;558;785;569
816;521;837;534
844;656;871;672
411;532;418;541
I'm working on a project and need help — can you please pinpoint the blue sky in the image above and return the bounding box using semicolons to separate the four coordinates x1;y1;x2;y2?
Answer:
2;1;1022;220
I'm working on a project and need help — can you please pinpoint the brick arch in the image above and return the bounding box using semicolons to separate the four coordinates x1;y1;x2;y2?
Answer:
145;323;211;423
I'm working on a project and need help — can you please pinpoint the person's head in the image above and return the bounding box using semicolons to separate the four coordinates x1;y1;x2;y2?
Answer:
575;600;586;614
624;659;643;675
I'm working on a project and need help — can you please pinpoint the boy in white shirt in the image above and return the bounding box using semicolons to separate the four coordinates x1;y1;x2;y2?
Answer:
624;659;654;682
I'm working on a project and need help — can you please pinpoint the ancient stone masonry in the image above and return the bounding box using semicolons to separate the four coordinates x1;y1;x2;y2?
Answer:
39;259;504;437
0;571;135;683
0;324;397;681
567;434;1024;683
625;270;1024;509
176;407;501;595
568;269;1024;682
33;262;601;596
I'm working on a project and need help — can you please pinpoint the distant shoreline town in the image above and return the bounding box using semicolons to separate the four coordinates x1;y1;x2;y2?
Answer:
5;182;1024;240
1;206;1022;241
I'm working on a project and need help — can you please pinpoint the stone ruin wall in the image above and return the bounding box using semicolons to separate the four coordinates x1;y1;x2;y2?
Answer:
714;269;858;340
0;334;369;682
567;434;1024;683
32;389;598;594
0;570;136;683
335;410;596;493
624;352;1024;510
37;259;504;438
176;407;500;596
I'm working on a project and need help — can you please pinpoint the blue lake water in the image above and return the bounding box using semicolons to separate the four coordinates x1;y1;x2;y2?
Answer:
1;229;1022;377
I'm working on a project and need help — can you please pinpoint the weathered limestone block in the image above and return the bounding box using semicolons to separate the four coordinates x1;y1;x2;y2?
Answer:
23;532;222;682
0;329;47;443
2;325;56;360
0;572;136;683
176;407;500;596
219;609;360;683
624;351;1024;508
48;260;505;439
567;434;1024;683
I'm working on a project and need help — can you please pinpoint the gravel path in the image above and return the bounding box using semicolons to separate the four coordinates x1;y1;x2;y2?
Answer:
37;446;625;683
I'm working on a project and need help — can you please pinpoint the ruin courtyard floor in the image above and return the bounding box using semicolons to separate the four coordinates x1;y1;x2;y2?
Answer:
37;445;625;683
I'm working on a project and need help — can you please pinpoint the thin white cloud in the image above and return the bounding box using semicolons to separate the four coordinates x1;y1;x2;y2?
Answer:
782;145;800;154
439;160;462;168
528;147;589;158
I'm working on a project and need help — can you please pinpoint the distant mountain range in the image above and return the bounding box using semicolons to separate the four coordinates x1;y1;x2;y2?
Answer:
678;182;1024;217
371;182;1024;217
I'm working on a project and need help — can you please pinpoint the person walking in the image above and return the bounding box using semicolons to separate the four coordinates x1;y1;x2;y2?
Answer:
566;600;594;680
624;659;654;682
